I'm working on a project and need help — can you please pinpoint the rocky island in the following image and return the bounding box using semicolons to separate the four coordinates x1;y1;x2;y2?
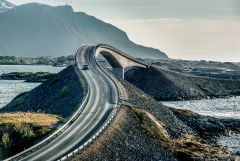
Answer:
0;72;56;82
0;55;75;67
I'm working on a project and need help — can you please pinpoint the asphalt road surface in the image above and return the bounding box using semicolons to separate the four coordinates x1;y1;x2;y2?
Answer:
11;45;118;161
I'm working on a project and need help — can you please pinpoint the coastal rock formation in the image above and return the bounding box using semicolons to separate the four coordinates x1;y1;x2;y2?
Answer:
68;106;176;161
172;108;240;140
68;105;236;161
0;72;56;82
0;66;87;118
125;67;240;101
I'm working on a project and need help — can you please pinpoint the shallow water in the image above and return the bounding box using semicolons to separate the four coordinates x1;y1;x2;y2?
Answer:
162;97;240;153
0;80;40;108
0;65;65;108
0;65;64;75
218;132;240;153
162;97;240;119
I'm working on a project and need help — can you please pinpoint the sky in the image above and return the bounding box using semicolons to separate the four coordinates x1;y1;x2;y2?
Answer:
10;0;240;62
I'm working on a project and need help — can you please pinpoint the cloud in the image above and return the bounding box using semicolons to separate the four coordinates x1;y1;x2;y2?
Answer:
107;18;240;62
10;0;240;19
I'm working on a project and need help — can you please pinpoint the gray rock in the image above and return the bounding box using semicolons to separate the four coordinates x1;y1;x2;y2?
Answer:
125;67;240;101
0;65;87;118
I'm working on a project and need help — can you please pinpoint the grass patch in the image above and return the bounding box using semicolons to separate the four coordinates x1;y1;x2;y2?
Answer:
130;106;169;143
171;108;199;117
0;112;61;127
173;135;228;160
139;94;149;101
129;106;229;161
0;113;61;159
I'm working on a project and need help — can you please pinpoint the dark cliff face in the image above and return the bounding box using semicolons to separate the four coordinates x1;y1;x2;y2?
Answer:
125;67;240;101
0;3;168;59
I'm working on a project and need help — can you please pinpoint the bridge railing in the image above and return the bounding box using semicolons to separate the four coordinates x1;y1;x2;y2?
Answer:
5;47;90;161
97;44;149;68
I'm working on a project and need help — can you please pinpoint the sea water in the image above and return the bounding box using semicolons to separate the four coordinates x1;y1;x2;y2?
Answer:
162;97;240;119
162;97;240;153
0;65;65;108
0;65;64;75
0;80;40;108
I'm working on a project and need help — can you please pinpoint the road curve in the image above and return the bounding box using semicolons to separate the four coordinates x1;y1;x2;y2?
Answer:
6;45;119;161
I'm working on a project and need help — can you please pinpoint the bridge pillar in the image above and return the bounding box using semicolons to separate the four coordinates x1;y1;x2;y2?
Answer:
112;68;125;79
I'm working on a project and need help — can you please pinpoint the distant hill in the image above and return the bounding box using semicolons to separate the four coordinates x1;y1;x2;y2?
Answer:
0;0;15;13
0;3;168;59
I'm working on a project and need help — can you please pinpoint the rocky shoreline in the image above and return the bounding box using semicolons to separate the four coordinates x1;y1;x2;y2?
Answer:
0;65;239;160
172;108;240;141
67;68;240;160
117;73;240;157
0;55;75;67
151;59;240;80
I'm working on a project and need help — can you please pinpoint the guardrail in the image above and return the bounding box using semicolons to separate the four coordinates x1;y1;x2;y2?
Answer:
57;46;124;161
5;46;90;161
58;107;120;161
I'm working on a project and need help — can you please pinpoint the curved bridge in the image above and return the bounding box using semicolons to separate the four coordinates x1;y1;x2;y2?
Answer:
96;44;148;79
6;44;146;161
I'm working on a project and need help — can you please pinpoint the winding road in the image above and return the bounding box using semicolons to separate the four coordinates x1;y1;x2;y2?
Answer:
7;45;119;161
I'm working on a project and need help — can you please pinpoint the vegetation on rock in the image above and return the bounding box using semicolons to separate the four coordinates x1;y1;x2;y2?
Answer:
0;113;60;159
130;106;230;160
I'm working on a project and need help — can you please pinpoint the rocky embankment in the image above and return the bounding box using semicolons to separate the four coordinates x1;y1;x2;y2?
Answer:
0;65;88;118
68;105;238;161
125;67;240;101
68;71;240;161
118;77;240;141
1;64;239;160
172;108;240;140
68;105;176;161
123;76;240;158
0;72;56;82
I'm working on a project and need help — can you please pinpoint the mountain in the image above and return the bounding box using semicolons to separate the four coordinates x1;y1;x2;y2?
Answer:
0;0;15;13
0;3;168;59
